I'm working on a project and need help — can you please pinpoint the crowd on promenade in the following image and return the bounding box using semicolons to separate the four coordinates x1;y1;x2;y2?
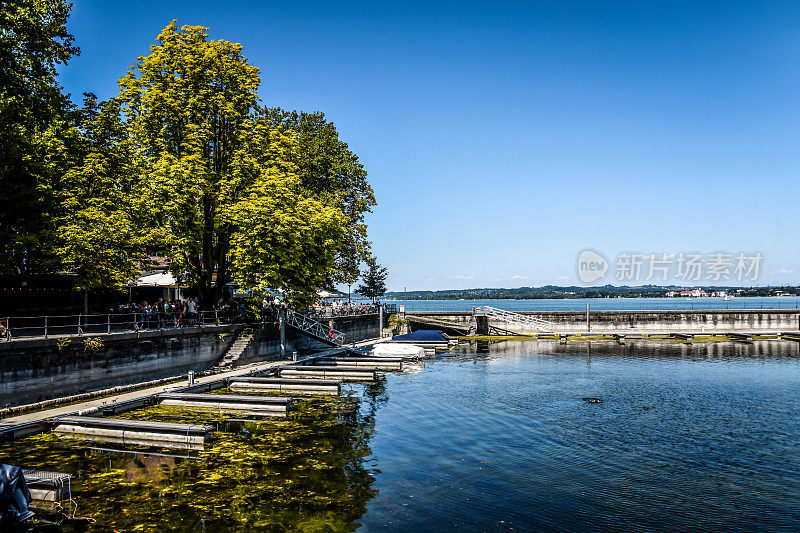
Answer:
111;298;202;328
306;299;382;318
107;296;382;330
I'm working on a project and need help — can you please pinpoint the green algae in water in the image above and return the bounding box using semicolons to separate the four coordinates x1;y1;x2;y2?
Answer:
0;395;379;531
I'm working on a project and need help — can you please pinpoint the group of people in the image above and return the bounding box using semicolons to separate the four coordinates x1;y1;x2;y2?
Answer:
112;298;199;328
108;296;383;329
307;299;381;318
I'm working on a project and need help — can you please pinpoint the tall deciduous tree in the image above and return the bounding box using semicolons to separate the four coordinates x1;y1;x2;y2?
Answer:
0;0;79;275
258;108;376;285
79;21;367;307
356;258;388;304
118;21;262;306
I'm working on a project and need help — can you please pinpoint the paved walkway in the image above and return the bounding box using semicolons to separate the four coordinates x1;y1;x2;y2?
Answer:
0;359;289;426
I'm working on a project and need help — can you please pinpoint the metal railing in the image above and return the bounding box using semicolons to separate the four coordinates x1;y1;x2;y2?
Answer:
475;306;555;332
285;310;346;345
304;305;383;319
0;310;228;341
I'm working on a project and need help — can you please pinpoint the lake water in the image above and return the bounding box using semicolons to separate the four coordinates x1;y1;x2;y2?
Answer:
2;339;798;531
384;297;800;312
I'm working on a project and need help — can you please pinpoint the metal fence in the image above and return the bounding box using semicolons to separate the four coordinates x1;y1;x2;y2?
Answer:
1;305;393;342
0;310;227;341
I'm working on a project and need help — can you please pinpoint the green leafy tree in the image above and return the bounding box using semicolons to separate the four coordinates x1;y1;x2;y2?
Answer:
115;21;262;307
228;129;347;307
356;257;388;303
0;0;79;275
258;108;376;285
56;95;146;310
82;22;365;307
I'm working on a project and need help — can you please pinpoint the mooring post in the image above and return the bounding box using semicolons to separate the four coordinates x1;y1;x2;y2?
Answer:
586;303;590;332
188;370;195;385
292;351;297;362
279;308;286;359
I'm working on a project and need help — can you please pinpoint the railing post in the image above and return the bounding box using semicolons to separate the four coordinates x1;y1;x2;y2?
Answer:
44;316;48;339
107;314;111;334
279;308;286;359
5;317;10;341
78;314;83;336
215;309;219;325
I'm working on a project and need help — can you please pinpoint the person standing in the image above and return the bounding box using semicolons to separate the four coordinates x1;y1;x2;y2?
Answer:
186;297;197;325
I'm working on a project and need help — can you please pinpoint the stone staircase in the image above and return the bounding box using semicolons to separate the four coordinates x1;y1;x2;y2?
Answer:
214;328;254;369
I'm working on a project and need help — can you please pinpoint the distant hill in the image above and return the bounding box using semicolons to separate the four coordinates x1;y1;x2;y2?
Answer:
384;285;798;300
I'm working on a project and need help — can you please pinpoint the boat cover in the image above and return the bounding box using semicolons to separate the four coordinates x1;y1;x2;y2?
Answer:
372;343;426;358
391;330;449;342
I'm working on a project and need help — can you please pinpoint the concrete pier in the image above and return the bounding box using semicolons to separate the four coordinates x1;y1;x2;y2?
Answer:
407;309;800;334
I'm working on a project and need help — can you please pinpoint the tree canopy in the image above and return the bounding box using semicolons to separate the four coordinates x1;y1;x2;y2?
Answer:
48;21;377;307
0;0;79;275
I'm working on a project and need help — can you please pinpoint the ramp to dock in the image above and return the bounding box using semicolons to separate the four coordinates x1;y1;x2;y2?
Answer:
52;416;212;449
285;310;346;346
229;377;341;395
405;315;471;336
474;306;555;332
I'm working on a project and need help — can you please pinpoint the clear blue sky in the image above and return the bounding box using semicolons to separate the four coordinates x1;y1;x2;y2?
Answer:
58;1;800;291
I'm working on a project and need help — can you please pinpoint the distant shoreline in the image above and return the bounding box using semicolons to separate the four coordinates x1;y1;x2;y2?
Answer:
384;286;799;301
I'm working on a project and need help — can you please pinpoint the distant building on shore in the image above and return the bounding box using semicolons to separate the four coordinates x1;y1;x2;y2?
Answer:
666;289;709;298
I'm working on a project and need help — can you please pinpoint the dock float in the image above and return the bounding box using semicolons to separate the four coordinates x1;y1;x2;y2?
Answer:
158;393;294;416
316;356;404;371
279;365;379;382
229;377;341;395
24;470;73;503
52;416;212;449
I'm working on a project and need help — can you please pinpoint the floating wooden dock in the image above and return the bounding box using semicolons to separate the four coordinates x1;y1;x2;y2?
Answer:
228;377;341;395
279;365;379;382
158;393;294;416
52;416;212;449
316;356;404;371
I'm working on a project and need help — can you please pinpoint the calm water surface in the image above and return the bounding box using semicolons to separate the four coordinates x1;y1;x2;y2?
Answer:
358;340;800;532
1;340;797;532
